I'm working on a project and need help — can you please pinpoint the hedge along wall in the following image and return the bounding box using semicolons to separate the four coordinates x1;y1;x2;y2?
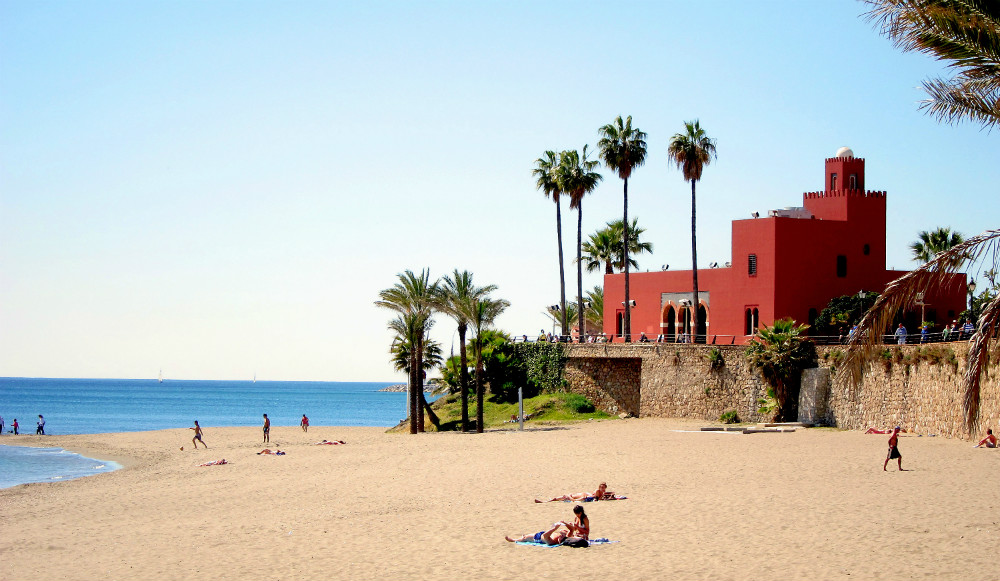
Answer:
562;341;1000;440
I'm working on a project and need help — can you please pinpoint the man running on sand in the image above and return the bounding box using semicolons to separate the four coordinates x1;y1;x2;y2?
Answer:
190;421;207;449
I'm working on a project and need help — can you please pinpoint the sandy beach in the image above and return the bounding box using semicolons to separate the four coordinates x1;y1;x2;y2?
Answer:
1;419;998;581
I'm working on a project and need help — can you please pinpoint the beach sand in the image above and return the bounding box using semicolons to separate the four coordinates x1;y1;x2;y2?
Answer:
1;419;998;581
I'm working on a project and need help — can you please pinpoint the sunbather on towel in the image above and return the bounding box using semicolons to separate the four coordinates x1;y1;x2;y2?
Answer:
536;482;616;503
505;522;569;546
257;449;285;455
315;440;346;445
198;459;228;466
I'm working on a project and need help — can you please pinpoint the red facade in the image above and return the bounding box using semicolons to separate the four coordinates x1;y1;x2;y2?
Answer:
603;152;967;343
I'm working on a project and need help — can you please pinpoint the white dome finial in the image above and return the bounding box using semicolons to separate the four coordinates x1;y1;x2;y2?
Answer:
836;146;854;158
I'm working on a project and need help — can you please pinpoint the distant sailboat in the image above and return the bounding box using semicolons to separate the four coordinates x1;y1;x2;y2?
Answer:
253;372;256;384
158;369;163;384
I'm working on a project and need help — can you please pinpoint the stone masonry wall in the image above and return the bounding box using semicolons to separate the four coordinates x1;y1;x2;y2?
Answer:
563;341;1000;440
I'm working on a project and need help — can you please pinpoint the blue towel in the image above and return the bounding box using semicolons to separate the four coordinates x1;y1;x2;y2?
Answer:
514;538;618;548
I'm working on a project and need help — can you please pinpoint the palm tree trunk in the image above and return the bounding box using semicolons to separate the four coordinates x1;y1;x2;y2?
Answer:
577;204;585;343
458;323;470;432
408;352;417;434
691;180;700;343
556;199;568;338
421;392;440;427
475;339;484;434
623;177;631;342
416;333;425;432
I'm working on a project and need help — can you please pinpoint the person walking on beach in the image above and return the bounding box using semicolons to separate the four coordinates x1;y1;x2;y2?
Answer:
36;415;45;435
262;414;270;443
12;418;18;435
190;420;207;449
884;426;903;471
300;414;309;432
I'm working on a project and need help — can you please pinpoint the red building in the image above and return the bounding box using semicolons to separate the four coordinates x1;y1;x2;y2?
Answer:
603;148;967;343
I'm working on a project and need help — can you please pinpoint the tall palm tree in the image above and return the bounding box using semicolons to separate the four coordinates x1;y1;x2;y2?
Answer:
436;269;497;432
911;226;965;264
557;146;603;343
468;296;510;433
534;151;568;336
609;218;654;271
864;0;1000;129
598;115;648;342
375;269;439;433
668;120;717;343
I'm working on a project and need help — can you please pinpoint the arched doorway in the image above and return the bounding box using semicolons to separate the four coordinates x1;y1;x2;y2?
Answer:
696;305;708;343
663;305;676;341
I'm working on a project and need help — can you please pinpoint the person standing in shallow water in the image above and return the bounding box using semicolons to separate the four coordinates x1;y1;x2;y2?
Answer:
36;415;45;435
884;426;903;471
262;414;270;443
12;419;18;435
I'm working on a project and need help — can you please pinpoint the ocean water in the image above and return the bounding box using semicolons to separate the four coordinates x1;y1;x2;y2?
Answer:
0;377;418;488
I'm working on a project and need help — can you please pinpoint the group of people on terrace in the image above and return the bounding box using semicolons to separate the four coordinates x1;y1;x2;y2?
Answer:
889;319;976;345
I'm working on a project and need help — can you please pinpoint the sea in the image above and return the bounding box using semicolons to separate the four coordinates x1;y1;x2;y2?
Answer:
0;377;419;489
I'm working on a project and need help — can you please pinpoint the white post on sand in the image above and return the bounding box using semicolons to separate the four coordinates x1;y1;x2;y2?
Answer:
518;387;524;431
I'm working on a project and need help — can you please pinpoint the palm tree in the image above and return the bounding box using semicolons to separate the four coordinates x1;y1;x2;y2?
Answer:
668;120;717;343
534;151;568;337
581;227;618;275
375;269;439;433
388;323;442;428
436;270;497;433
556;146;603;343
842;229;1000;433
598;115;648;342
468;296;510;433
745;318;814;422
582;219;654;275
911;226;965;264
864;0;1000;129
586;285;604;331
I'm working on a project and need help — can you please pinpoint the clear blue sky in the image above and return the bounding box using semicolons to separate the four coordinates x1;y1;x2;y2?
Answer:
2;1;997;381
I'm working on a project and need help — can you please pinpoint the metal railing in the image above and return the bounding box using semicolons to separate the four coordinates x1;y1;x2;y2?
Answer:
510;330;981;346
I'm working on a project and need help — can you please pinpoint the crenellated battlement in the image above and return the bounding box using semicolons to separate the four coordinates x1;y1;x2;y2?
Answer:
803;190;886;200
825;156;866;164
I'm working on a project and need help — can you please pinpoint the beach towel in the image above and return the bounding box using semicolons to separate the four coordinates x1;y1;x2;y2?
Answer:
198;459;228;467
514;538;618;548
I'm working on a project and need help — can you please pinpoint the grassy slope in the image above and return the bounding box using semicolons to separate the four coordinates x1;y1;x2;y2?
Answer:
388;392;614;432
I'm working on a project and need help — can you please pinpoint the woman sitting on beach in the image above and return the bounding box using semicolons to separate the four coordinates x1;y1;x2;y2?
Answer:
567;505;589;540
314;439;346;445
535;482;618;503
257;449;285;455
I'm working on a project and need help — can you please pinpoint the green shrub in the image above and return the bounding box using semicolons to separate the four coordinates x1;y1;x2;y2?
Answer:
719;410;740;424
707;348;725;370
564;393;595;414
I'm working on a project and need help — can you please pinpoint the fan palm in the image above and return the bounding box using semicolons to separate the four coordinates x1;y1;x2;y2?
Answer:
598;115;648;342
534;151;569;336
468;296;510;433
668;120;717;343
864;0;1000;129
581;227;618;275
556;146;603;343
376;269;439;433
389;328;443;426
745;318;814;422
436;269;497;432
842;229;1000;433
911;226;965;264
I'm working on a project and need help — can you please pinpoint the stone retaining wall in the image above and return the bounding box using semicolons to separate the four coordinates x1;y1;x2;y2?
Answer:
563;341;1000;439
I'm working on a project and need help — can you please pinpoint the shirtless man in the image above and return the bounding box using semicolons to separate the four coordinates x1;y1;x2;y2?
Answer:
262;413;270;443
883;426;903;471
190;420;207;449
505;522;569;546
974;428;997;448
535;482;614;503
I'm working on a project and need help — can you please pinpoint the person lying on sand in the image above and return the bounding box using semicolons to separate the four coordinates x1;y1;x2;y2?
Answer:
198;459;227;466
535;482;619;503
866;427;907;434
974;428;997;448
315;440;346;445
257;449;285;455
505;523;570;546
